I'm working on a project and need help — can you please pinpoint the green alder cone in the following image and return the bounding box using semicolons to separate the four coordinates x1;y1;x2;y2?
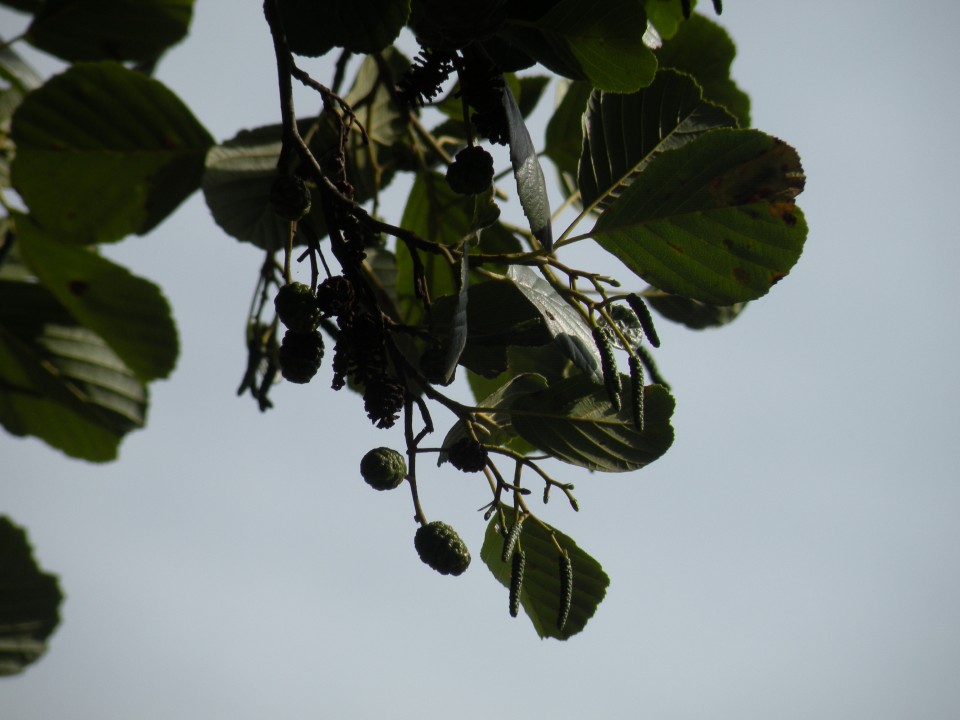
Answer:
415;521;471;576
360;447;407;490
274;282;321;333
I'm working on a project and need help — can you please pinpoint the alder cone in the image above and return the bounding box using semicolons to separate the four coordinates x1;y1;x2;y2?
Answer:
274;282;321;333
414;521;471;576
360;447;406;490
446;146;494;195
278;329;324;384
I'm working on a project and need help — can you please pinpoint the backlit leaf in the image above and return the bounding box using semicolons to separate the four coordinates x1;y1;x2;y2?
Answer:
588;128;807;304
512;374;675;472
481;514;609;639
16;216;178;383
11;62;212;244
578;69;737;213
0;279;147;462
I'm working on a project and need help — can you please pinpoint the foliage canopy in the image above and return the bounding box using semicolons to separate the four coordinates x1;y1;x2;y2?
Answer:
0;0;806;649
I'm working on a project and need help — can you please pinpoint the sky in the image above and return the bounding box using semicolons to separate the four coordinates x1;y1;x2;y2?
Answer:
4;1;960;719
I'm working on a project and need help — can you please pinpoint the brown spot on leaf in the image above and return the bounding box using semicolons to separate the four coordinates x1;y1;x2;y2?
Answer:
667;242;684;254
68;280;88;295
769;272;787;287
732;268;751;286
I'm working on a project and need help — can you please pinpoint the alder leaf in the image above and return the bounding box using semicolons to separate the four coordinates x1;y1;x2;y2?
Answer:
507;265;600;381
656;13;751;126
15;216;178;384
646;291;748;329
503;82;552;250
0;279;146;461
512;374;675;472
588;128;807;304
278;0;409;56
481;514;609;640
578;69;737;214
10;61;213;244
26;0;194;63
0;516;63;675
500;0;656;93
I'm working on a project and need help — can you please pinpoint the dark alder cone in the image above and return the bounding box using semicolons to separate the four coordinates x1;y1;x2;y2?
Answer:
447;438;488;473
360;447;407;491
414;521;471;576
446;145;495;195
396;47;456;106
457;46;509;145
315;275;356;318
274;282;321;333
278;329;324;384
269;173;311;221
363;375;405;429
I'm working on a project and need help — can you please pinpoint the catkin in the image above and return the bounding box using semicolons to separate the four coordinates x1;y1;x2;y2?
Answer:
626;294;661;348
501;518;523;563
628;355;645;431
592;326;621;411
509;550;525;618
557;552;573;631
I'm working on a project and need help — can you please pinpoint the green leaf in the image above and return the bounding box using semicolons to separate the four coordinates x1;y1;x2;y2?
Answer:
578;69;737;214
26;0;194;63
279;0;410;56
0;279;146;462
201;124;299;252
646;291;747;329
0;45;41;127
656;13;750;126
11;61;213;244
543;80;592;197
0;516;63;675
15;216;178;383
500;0;656;93
512;375;675;472
514;75;550;118
588;128;807;304
481;514;609;639
396;171;470;323
202;50;409;250
643;0;688;40
440;373;547;462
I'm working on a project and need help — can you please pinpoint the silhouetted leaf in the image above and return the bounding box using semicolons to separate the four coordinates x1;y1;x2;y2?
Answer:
656;13;750;125
481;514;609;639
500;0;656;93
26;0;194;63
278;0;409;56
0;516;63;675
543;80;592;197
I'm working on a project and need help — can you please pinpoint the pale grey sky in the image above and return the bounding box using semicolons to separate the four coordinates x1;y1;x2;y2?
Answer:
4;2;960;719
